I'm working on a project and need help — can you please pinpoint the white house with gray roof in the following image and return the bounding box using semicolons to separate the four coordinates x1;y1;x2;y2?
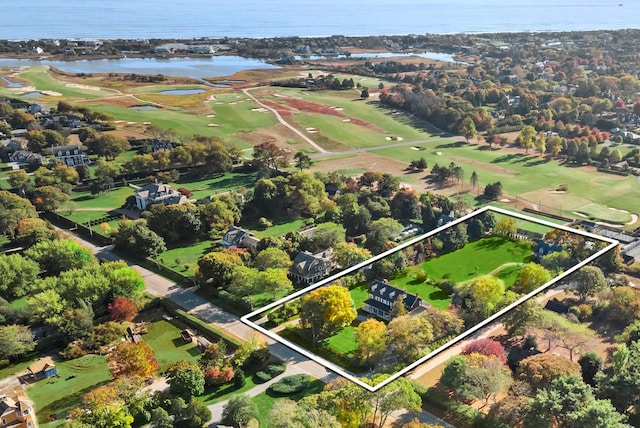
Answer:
131;182;187;210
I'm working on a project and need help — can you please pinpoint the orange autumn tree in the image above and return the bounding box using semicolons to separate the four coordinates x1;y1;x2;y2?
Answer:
108;297;139;322
108;341;158;379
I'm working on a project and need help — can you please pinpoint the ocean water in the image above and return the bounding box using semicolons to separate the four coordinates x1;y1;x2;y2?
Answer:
1;0;637;40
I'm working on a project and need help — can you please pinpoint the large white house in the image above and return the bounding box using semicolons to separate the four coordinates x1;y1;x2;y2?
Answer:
131;182;187;210
51;144;90;167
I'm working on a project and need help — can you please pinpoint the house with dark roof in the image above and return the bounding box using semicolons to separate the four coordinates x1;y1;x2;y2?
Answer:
151;140;173;152
290;249;333;285
8;150;43;166
363;280;425;321
131;182;188;210
532;240;563;262
221;226;261;252
27;356;57;380
51;144;90;167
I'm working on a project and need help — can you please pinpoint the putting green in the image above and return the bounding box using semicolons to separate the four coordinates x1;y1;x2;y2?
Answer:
574;203;633;224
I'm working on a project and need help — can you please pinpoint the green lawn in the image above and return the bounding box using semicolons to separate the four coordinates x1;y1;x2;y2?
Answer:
2;67;114;100
421;236;532;283
252;218;307;238
172;171;259;200
323;326;357;357
385;276;452;310
29;354;112;428
71;187;131;209
143;319;202;371
371;141;640;221
251;379;326;427
495;263;524;288
574;202;632;224
158;240;215;277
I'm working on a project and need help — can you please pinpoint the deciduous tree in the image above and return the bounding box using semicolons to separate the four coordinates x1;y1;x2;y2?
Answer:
568;265;607;301
516;353;580;390
300;285;356;346
108;342;158;379
195;250;244;288
108;297;139;322
0;325;35;360
166;360;205;399
222;394;258;428
354;318;388;367
513;263;553;294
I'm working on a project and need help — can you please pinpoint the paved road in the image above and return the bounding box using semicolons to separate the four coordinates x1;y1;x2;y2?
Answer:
62;230;453;427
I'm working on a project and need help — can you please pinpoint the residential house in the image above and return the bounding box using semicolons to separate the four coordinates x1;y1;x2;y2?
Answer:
363;280;425;321
131;182;188;210
8;150;43;166
290;249;333;285
221;226;261;252
436;211;455;228
28;103;49;115
27;356;57;380
51;144;90;167
0;377;36;428
151;140;173;152
532;239;563;262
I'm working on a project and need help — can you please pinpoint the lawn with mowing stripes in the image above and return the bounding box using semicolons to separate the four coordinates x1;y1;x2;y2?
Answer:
29;354;112;428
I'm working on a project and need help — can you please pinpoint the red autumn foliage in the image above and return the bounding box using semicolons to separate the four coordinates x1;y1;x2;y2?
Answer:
108;297;139;322
177;187;193;198
461;338;507;364
204;365;234;386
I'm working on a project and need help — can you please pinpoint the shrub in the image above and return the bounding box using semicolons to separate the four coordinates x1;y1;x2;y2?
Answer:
268;374;311;395
242;347;271;371
234;368;246;388
571;303;593;321
415;271;427;283
258;217;273;229
255;363;286;382
60;341;88;360
205;365;235;386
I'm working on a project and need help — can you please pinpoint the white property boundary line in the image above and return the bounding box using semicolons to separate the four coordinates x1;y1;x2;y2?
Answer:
241;205;619;392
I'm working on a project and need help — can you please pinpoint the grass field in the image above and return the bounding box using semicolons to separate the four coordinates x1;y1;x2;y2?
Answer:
29;354;112;428
421;236;532;283
158;240;216;277
371;141;640;222
144;319;202;370
574;203;633;224
0;67;114;100
324;326;357;357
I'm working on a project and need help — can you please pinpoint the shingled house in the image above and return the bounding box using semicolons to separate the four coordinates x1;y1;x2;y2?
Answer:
51;144;90;167
131;182;188;210
363;279;424;321
221;226;261;252
290;249;333;285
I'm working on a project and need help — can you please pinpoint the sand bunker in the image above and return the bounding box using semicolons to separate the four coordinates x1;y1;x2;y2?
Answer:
500;198;511;203
207;123;219;127
342;119;351;122
206;114;216;117
397;137;404;141
436;152;442;155
66;83;101;91
386;137;392;141
251;108;268;112
143;122;152;125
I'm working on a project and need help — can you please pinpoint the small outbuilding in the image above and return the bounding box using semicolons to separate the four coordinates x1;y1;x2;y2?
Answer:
27;356;57;380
